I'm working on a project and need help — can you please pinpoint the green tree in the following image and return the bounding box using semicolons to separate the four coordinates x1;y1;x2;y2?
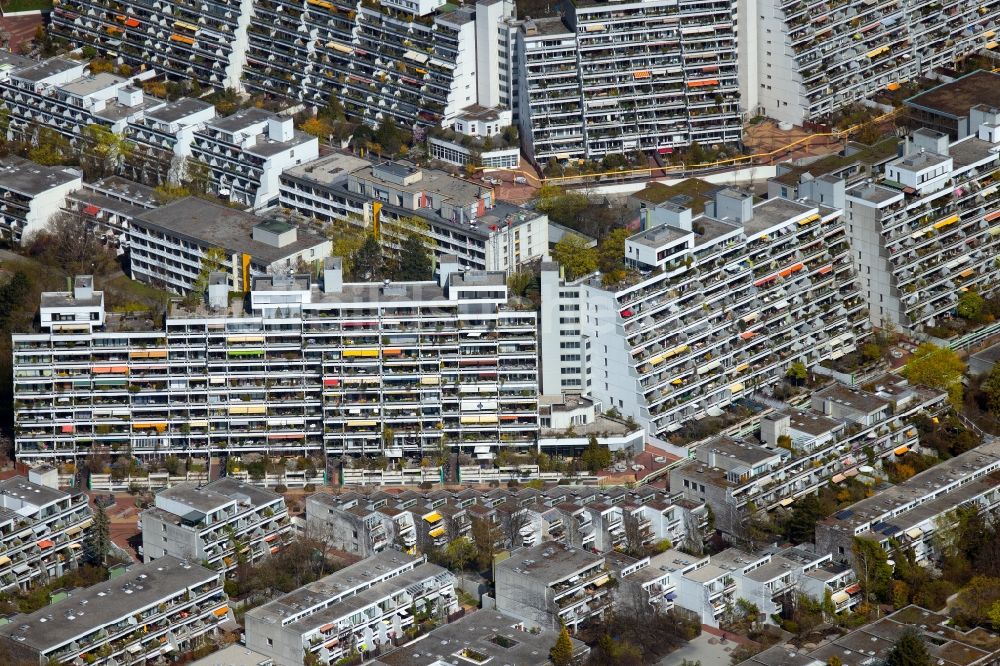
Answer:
853;536;893;604
81;124;132;179
470;515;502;571
786;361;808;385
322;92;346;122
29;127;75;166
536;186;589;227
597;227;629;275
373;116;404;155
885;628;931;666
551;235;598;280
902;342;966;407
186;247;228;305
153;183;191;204
327;217;367;278
952;576;1000;628
351;234;389;281
982;362;1000;413
397;233;432;281
957;290;985;322
580;434;611;473
549;622;574;666
84;503;111;566
784;493;824;544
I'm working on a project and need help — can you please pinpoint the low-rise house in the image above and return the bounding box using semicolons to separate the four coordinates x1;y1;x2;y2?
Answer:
0;156;82;243
662;548;732;627
63;176;157;251
801;560;861;615
0;556;228;666
245;551;457;666
140;479;290;573
671;377;948;536
741;605;1000;666
0;473;93;590
128;197;331;294
495;541;613;631
369;609;590;666
817;439;1000;563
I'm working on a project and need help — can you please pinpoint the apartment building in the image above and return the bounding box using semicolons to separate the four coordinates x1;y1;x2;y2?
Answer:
670;375;948;533
12;258;538;463
63;176;157;251
245;551;457;666
800;558;861;615
305;484;704;558
0;156;82;243
371;609;590;666
188;110;317;209
0;556;228;666
841;121;1000;333
0;474;93;591
748;0;1000;125
140;479;291;573
541;184;867;442
605;551;676;614
495;541;614;631
0;57;164;140
51;0;250;89
517;0;742;163
280;156;548;272
817;439;1000;563
128;197;331;294
744;606;1000;666
904;71;1000;140
125;97;218;184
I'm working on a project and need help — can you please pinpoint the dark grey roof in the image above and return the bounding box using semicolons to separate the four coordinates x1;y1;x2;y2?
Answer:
133;198;328;265
146;97;214;124
0;157;79;196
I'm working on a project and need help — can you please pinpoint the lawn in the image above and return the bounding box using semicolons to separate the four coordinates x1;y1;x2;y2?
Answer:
0;0;53;13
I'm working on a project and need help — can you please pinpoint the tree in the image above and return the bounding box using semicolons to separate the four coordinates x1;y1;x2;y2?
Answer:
153;183;191;204
902;343;966;407
957;290;985;322
885;628;931;666
397;233;433;281
536;185;590;227
299;117;332;139
185;246;227;305
786;361;808;386
952;576;1000;628
327;217;367;278
351;234;389;282
80;123;132;179
25;210;118;276
784;493;824;544
470;515;502;571
982;362;1000;413
621;511;645;557
373;116;404;155
322;92;346;122
550;623;574;666
552;235;598;280
580;434;611;473
852;536;893;607
84;503;111;566
29;127;75;166
597;228;629;274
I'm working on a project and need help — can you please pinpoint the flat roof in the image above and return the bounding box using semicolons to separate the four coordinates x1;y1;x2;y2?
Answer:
189;645;272;666
0;557;217;652
376;610;588;666
905;70;1000;119
39;288;103;310
248;550;421;625
283;152;374;186
0;156;79;196
498;541;602;583
891;150;951;172
146;97;214;124
773;138;899;187
59;72;123;98
10;57;81;83
134;198;328;265
632;178;720;212
814;384;890;415
772;409;842;437
0;476;68;509
743;197;813;235
847;182;902;205
521;17;571;37
202;108;313;156
821;440;1000;531
700;437;778;467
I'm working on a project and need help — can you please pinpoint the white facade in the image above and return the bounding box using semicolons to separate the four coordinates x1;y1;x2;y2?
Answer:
748;0;1000;125
0;156;82;243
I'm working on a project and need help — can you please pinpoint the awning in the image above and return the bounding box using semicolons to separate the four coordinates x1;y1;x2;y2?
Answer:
905;528;923;539
264;534;279;543
893;445;909;456
933;214;959;229
845;584;861;595
38;539;54;549
16;529;32;539
831;591;850;604
423;512;442;523
69;543;82;550
428;527;446;538
831;473;847;484
83;204;100;216
779;498;794;507
320;623;334;633
729;382;745;392
0;556;10;566
213;606;229;617
13;563;30;574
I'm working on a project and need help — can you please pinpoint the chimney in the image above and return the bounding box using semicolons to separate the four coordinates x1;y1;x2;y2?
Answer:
437;255;459;288
207;272;229;309
323;256;343;293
